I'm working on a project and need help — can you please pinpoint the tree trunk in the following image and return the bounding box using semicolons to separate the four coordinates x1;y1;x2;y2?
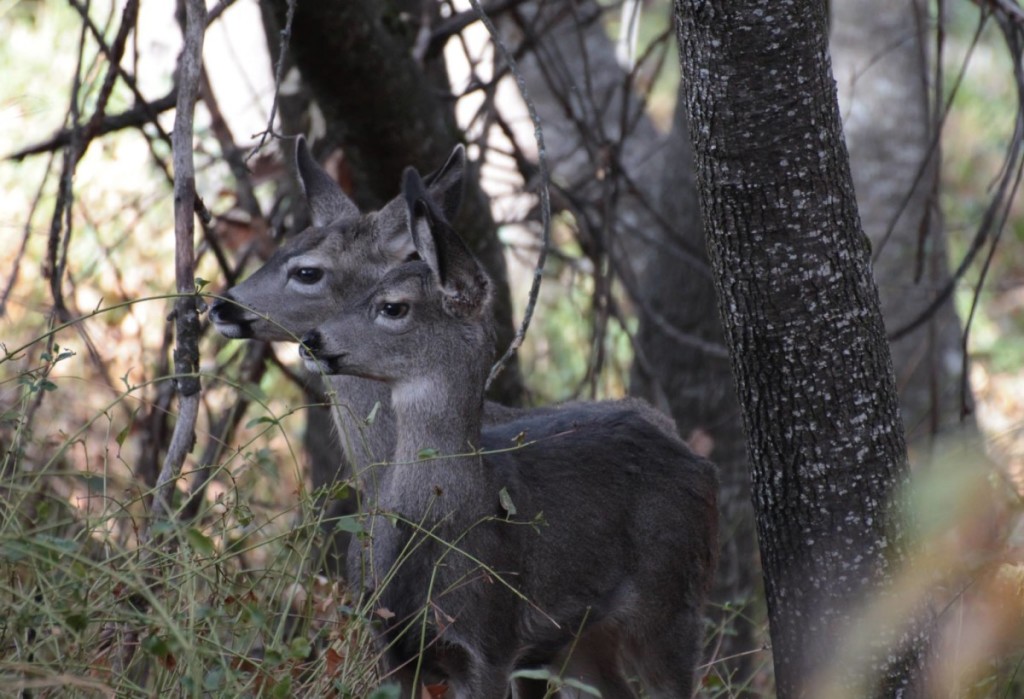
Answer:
674;1;928;695
831;0;973;443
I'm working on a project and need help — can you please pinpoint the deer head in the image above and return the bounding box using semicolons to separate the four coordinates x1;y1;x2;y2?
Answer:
209;137;466;343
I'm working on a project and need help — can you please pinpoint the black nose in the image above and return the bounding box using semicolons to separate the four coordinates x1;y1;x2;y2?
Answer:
208;297;225;320
300;330;322;354
209;293;238;323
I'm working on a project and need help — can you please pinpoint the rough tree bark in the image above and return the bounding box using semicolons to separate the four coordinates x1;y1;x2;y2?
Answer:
674;1;929;695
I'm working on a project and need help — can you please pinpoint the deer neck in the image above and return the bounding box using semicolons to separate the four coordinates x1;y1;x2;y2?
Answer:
324;373;394;470
381;375;488;509
392;375;483;462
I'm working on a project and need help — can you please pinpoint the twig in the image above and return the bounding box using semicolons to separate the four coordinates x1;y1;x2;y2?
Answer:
0;151;56;316
43;1;90;324
471;0;551;392
181;341;271;521
148;0;207;524
247;0;295;161
5;90;178;162
427;0;534;58
78;0;140;159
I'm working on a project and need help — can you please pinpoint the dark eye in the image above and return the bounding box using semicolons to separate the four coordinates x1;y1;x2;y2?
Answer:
291;267;324;284
380;302;409;319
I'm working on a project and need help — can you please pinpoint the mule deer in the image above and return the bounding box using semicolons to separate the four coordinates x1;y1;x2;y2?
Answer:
300;164;719;698
209;139;476;570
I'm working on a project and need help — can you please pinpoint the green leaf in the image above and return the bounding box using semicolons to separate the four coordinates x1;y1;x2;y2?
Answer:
329;483;350;501
39;379;58;392
288;636;312;659
367;685;401;699
115;423;131;447
234;503;253;526
150;520;176;538
365;401;381;425
203;667;225;691
34;535;80;557
76;472;106;492
334;516;364;534
194;277;210;291
186;528;216;556
498;487;517;516
64;610;88;633
245;416;278;429
142;634;171;657
417;447;439;460
0;542;26;563
241;382;268;402
242;603;267;628
563;677;603;696
510;669;552;681
263;647;284;666
269;676;292;699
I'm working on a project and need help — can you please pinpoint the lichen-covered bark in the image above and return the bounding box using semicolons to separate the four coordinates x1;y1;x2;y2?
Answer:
674;1;928;695
832;0;973;442
261;0;522;403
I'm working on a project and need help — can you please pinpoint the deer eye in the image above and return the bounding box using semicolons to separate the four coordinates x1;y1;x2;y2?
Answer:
290;267;324;284
379;302;409;319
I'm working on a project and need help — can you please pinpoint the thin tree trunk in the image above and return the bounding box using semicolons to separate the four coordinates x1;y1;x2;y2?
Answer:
674;1;929;695
151;0;206;523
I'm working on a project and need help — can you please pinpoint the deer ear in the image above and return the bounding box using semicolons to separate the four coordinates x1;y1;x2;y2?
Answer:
373;145;466;262
403;167;490;319
294;136;359;227
423;144;465;223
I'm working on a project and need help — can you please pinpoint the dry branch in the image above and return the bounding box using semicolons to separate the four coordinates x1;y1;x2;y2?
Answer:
468;0;551;392
149;0;207;524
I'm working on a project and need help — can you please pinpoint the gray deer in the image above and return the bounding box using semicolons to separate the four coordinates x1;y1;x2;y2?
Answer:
210;139;716;696
210;139;477;568
299;164;719;698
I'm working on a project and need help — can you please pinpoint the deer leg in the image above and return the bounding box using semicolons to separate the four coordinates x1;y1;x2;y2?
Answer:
556;626;637;699
628;608;703;699
446;661;516;699
513;677;554;699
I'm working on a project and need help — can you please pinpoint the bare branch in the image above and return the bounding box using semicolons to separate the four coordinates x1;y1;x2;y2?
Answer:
247;0;295;159
427;0;534;58
149;0;207;524
471;0;551;392
5;90;178;162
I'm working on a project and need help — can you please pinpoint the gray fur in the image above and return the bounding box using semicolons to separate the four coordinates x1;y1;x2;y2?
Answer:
301;167;719;699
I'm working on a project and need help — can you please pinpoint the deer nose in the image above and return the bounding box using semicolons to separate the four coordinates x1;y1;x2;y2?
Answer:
208;297;227;321
300;330;322;356
208;292;240;323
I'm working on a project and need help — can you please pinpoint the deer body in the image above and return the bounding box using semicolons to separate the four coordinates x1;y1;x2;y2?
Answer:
301;167;719;698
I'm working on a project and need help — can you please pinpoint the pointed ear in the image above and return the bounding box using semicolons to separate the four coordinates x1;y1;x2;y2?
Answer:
294;136;359;227
403;167;490;319
422;144;466;223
